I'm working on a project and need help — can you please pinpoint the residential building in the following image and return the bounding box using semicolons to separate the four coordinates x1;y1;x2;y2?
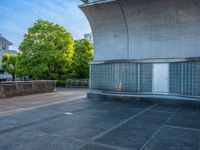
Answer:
0;35;17;81
0;34;12;50
84;33;93;43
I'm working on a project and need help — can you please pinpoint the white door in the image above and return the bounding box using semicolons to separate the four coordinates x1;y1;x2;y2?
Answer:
153;63;169;94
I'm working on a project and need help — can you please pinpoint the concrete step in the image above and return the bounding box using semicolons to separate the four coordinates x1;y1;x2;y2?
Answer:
88;90;200;107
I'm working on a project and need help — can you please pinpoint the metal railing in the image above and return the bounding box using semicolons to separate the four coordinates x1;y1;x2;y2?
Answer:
66;79;89;88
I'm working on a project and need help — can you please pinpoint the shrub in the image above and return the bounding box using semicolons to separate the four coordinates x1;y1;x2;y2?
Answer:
56;80;66;87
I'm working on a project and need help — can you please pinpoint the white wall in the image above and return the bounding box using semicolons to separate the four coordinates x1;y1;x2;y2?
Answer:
0;38;10;50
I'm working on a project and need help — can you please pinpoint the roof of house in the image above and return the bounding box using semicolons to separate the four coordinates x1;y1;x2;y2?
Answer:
0;35;13;45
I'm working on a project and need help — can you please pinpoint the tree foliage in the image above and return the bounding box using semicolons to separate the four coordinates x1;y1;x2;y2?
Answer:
72;39;93;79
2;54;17;81
18;20;74;80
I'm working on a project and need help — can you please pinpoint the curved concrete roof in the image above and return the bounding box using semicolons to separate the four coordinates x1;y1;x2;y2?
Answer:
81;0;200;61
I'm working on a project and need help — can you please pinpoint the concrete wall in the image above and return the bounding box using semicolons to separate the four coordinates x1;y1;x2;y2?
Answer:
81;0;200;61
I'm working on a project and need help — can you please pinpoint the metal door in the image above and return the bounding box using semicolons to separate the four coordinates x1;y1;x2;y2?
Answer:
153;63;169;94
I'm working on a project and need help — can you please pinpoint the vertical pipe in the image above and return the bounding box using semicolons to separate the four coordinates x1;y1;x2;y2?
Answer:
137;63;140;92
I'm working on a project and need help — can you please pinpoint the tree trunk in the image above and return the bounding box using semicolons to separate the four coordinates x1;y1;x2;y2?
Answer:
12;74;15;81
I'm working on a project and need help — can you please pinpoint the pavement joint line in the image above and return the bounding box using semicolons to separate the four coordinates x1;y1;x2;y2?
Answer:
91;104;157;141
92;141;131;150
145;109;175;114
164;125;200;132
140;106;181;150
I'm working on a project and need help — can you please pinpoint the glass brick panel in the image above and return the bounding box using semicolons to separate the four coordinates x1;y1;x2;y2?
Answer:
90;62;152;93
169;62;200;96
122;63;138;92
139;64;153;92
169;63;182;94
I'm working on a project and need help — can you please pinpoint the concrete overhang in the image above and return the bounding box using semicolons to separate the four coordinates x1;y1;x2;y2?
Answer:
89;57;200;64
80;0;200;61
80;0;115;7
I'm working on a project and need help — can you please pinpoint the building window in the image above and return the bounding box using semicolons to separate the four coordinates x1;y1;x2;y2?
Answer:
2;43;6;50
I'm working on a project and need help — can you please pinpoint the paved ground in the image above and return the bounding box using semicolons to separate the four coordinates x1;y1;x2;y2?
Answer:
0;88;200;150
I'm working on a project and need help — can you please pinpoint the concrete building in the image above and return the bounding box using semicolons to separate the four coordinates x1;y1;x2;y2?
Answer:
80;0;200;99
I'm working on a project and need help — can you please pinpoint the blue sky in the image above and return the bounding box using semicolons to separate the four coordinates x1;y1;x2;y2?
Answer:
0;0;91;50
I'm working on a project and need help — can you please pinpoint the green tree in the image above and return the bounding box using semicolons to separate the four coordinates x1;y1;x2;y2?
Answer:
2;54;17;81
72;39;93;78
18;20;74;80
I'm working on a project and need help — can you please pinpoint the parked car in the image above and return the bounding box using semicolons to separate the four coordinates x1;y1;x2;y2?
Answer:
0;72;12;82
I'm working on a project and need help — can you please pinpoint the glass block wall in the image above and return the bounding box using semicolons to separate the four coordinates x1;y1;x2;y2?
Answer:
139;64;152;92
90;63;152;93
170;63;182;94
90;61;200;97
169;62;200;96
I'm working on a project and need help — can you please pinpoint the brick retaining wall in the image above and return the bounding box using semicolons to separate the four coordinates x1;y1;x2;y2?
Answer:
0;81;56;98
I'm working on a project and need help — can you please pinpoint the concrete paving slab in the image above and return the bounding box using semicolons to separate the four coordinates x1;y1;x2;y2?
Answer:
0;128;47;149
144;126;200;150
166;107;200;130
150;104;179;113
95;113;169;149
80;143;117;150
171;107;200;121
0;88;200;150
0;109;63;128
14;135;86;150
